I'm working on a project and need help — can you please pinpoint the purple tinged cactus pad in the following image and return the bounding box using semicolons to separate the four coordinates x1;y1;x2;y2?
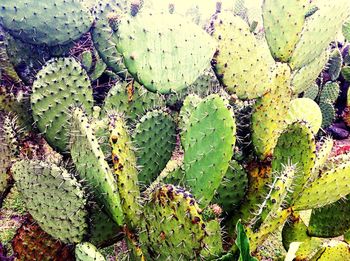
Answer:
272;121;316;205
293;162;350;210
139;184;208;260
289;0;350;70
70;107;124;226
183;94;236;207
286;98;322;134
262;0;309;62
252;63;293;159
212;12;271;99
115;12;216;94
109;113;141;228
133;109;176;186
75;242;106;261
12;160;88;244
31;58;94;152
0;0;94;46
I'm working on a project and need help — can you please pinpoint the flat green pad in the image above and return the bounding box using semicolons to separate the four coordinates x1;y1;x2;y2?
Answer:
116;12;216;94
133;110;176;186
212;12;270;99
343;19;350;42
286;98;322;134
320;82;340;104
70;108;124;226
294;162;350;210
290;0;350;69
291;51;328;94
31;58;93;152
75;242;106;261
12;160;88;243
0;0;93;46
252;63;292;159
139;184;207;260
183;94;236;207
308;196;350;237
103;80;164;121
320;101;335;128
303;84;319;100
262;0;309;62
313;241;350;261
272;121;316;205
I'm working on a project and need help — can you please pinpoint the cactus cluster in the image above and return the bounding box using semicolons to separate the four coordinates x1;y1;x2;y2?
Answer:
1;1;350;260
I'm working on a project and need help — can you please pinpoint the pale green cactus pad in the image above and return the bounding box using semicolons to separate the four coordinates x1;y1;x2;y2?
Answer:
75;242;106;261
116;12;216;94
0;0;94;46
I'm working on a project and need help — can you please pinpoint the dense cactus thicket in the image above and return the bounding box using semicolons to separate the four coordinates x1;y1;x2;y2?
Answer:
1;0;350;260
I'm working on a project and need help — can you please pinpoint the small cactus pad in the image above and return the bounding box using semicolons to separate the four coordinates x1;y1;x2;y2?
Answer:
75;242;106;261
319;101;336;129
307;197;350;237
290;0;350;69
12;221;74;261
103;80;164;121
116;12;216;93
133;110;176;186
212;12;271;99
109;113;141;227
262;0;309;62
303;84;319;101
286;98;322;134
319;82;340;104
291;51;328;94
31;58;94;152
0;0;93;46
70;108;124;226
293;162;350;210
183;94;236;207
272;121;316;205
12;160;88;243
327;48;343;81
212;160;248;214
139;184;207;260
201;220;223;259
252;63;292;159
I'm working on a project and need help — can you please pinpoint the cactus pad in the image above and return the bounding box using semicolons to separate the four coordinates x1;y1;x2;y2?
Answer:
12;160;88;243
286;98;322;134
0;0;93;46
313;241;350;261
252;63;292;159
319;82;340;104
294;162;350;210
272;121;316;205
307;197;350;237
116;12;216;93
109;113;141;227
103;80;164;121
290;0;350;69
31;58;94;152
139;184;207;260
262;0;309;62
70;108;124;226
303;84;319;101
133;110;176;186
183;94;236;207
212;12;271;99
327;48;343;81
319;101;336;129
75;242;106;261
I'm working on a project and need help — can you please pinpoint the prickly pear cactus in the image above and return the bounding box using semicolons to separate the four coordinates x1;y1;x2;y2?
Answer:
75;242;106;261
12;160;88;243
183;94;236;207
133;109;176;186
262;0;309;62
109;113;141;227
70;107;124;226
115;12;216;93
0;0;94;46
31;58;94;152
272;121;316;204
139;184;208;260
212;12;271;99
103;80;164;121
252;63;292;159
